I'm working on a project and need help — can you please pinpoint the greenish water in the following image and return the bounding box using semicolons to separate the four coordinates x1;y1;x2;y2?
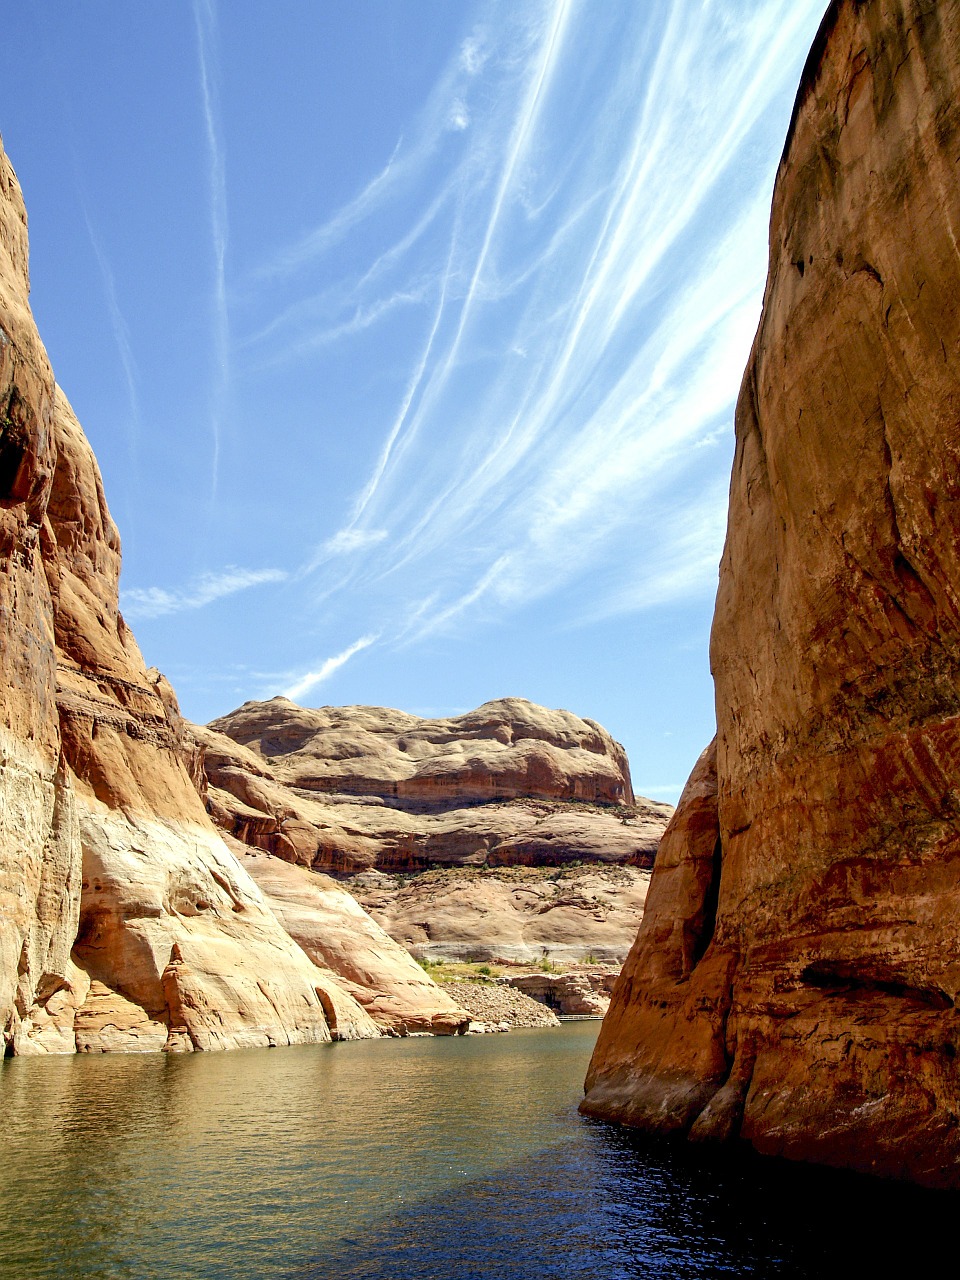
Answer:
0;1022;951;1279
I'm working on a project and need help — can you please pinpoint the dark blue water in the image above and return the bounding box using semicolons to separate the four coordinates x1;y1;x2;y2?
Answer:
1;1022;951;1279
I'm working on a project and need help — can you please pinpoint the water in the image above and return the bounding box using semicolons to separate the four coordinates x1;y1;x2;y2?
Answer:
0;1022;952;1279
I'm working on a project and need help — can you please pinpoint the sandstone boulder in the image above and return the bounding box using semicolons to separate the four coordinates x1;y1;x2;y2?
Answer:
507;969;616;1018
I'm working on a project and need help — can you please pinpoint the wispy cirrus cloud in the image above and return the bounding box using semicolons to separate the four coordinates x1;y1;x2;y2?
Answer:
321;528;389;557
122;566;287;620
78;203;143;475
282;634;379;703
193;0;229;503
237;0;826;681
302;527;389;575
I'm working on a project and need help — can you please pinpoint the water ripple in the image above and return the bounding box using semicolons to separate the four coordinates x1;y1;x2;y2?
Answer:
0;1024;951;1279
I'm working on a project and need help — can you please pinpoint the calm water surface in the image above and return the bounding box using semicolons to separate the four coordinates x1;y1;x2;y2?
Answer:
1;1022;951;1278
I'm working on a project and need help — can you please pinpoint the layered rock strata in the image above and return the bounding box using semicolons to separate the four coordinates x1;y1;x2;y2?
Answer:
507;968;616;1018
194;699;670;963
208;697;636;814
0;133;461;1054
583;0;960;1188
350;865;651;966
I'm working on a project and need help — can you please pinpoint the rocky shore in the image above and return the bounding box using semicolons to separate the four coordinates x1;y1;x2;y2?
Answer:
419;962;620;1033
444;981;560;1032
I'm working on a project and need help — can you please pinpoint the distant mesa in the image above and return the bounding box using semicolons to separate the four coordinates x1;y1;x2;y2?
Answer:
193;697;674;968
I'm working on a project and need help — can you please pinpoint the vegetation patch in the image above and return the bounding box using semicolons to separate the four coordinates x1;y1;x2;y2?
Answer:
416;958;504;984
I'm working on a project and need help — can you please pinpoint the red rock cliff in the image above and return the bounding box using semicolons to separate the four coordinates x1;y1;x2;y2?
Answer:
583;0;960;1188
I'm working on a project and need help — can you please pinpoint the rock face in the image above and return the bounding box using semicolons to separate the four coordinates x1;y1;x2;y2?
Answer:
233;844;469;1036
0;135;76;1057
350;865;651;966
507;969;617;1018
209;697;635;813
0;133;461;1053
195;698;670;963
584;0;960;1188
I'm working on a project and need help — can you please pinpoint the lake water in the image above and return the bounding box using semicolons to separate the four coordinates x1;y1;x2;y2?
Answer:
1;1021;951;1279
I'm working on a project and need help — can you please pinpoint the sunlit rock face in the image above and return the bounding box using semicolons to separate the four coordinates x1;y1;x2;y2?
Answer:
583;0;960;1188
196;698;672;964
232;843;469;1036
208;697;636;811
199;697;665;877
0;139;81;1053
350;863;653;968
0;132;459;1053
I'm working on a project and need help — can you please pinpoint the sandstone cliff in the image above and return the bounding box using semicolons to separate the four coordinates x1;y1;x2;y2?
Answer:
583;0;960;1188
194;698;671;964
0;133;464;1053
231;843;468;1035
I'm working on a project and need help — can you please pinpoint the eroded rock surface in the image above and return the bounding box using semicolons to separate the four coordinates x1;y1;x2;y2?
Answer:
507;968;617;1018
349;865;651;966
584;0;960;1188
233;844;468;1036
0;136;77;1058
209;697;635;810
194;699;669;963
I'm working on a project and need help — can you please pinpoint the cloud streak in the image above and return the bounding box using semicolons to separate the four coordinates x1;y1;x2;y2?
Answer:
282;634;379;702
193;0;229;504
123;566;287;620
238;0;827;668
78;203;143;473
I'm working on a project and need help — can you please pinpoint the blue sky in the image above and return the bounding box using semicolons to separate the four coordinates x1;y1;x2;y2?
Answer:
1;1;827;803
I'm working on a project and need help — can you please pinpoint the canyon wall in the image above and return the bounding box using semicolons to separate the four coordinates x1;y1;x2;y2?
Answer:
583;0;960;1188
0;140;72;1052
0;133;465;1053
